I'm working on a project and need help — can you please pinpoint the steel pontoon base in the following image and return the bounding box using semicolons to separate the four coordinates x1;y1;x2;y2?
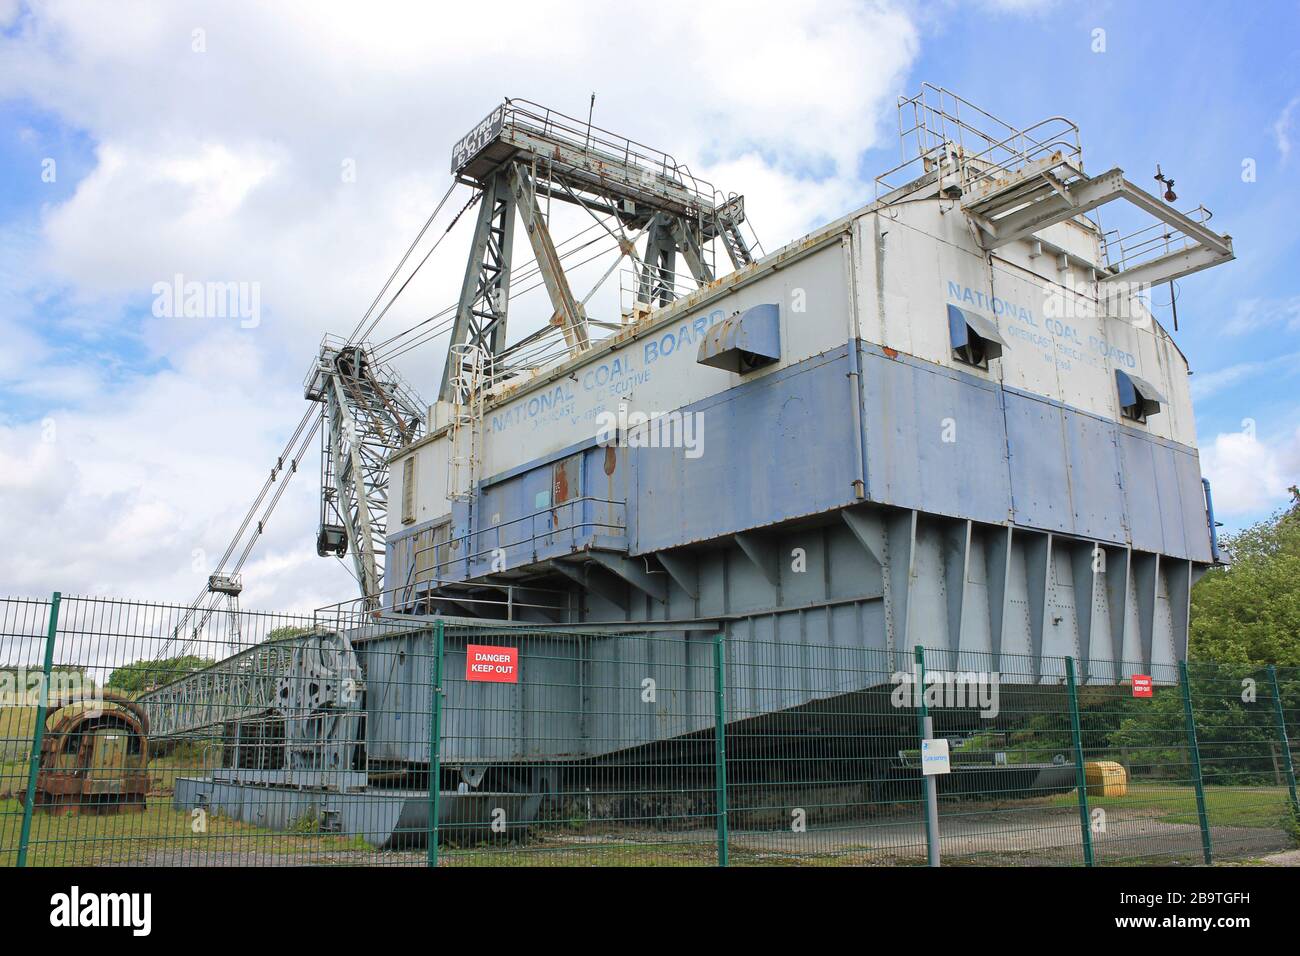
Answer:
173;777;533;849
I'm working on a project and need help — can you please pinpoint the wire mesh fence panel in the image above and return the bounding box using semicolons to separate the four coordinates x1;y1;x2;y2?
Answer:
724;642;927;866
436;625;721;867
923;650;1085;866
1279;665;1300;854
3;592;1298;867
0;597;56;867
1069;662;1205;865
0;595;434;867
1185;662;1298;862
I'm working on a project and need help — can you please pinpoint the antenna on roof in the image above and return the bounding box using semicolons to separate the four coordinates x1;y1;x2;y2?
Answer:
1154;164;1177;203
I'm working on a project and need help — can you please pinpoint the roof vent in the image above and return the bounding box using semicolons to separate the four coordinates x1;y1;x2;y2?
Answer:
696;303;780;374
947;305;1008;368
1116;369;1165;423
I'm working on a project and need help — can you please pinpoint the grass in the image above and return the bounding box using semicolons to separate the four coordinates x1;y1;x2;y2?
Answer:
5;787;1294;866
438;836;912;867
0;705;37;776
1048;781;1296;829
145;740;224;795
0;797;379;866
0;705;37;750
0;800;896;867
0;732;381;866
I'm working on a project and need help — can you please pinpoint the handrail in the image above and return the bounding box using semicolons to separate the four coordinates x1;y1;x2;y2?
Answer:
500;97;717;203
313;577;574;627
1101;205;1214;272
396;495;626;595
876;85;1082;199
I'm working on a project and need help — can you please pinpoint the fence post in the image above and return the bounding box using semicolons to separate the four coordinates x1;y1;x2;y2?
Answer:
1266;665;1299;815
18;591;61;868
1065;656;1094;867
1178;659;1213;865
427;619;445;868
914;645;939;866
713;632;728;867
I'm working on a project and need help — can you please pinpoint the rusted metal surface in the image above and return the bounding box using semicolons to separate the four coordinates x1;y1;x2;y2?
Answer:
30;690;150;815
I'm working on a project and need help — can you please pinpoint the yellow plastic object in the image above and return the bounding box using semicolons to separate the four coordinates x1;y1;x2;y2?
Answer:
1085;760;1128;798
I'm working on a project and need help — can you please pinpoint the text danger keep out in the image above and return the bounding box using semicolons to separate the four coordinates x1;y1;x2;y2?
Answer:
466;645;518;683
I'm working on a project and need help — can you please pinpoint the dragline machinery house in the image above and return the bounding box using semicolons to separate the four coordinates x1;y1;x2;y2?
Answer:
385;87;1232;682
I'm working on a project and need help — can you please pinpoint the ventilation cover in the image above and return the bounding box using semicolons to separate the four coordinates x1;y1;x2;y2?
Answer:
1116;369;1165;422
947;304;1008;368
697;303;781;374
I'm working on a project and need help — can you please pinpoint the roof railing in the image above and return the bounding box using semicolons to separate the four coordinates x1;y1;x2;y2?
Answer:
1101;204;1215;274
875;84;1082;198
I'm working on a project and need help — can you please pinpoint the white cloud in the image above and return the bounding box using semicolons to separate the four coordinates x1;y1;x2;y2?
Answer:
1189;349;1300;401
1274;96;1300;162
0;0;923;609
3;0;918;325
1220;294;1300;336
0;329;355;608
1200;425;1300;519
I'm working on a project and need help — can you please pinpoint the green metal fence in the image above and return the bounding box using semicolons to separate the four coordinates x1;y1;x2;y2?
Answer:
1;593;1296;867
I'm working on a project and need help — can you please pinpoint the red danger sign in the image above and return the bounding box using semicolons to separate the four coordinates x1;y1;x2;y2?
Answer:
1132;674;1153;698
466;644;518;683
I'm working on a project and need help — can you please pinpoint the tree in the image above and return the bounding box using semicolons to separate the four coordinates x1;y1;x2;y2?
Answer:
107;655;215;694
1189;487;1300;667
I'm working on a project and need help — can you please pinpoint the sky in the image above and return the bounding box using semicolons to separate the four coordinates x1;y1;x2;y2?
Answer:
0;0;1297;612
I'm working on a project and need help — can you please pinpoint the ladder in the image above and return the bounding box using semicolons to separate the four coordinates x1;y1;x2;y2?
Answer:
446;342;488;502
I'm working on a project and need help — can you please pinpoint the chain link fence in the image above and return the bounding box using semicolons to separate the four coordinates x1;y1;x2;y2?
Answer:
2;593;1296;867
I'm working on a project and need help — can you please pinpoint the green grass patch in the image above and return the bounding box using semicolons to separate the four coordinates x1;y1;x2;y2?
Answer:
0;796;377;866
1048;782;1295;829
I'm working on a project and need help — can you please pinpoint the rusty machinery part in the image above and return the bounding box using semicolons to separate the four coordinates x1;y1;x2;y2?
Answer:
273;630;366;773
31;690;151;815
45;688;151;738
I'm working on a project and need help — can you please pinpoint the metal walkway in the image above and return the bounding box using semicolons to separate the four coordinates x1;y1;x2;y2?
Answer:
137;638;297;738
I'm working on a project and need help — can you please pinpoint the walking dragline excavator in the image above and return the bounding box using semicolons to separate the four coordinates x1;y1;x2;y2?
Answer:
151;85;1235;850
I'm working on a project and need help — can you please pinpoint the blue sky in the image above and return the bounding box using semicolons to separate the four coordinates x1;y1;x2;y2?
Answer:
0;0;1296;607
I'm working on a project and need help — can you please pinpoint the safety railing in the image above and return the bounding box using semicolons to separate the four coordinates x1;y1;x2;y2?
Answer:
619;262;707;317
314;580;575;630
1101;204;1215;275
875;83;1083;198
502;97;716;206
401;495;627;588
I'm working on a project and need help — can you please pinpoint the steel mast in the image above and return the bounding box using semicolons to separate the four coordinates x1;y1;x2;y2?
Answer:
305;338;426;607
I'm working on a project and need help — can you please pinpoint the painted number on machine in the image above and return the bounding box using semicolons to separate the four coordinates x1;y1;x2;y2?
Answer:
1132;674;1153;698
921;738;951;776
467;645;518;683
